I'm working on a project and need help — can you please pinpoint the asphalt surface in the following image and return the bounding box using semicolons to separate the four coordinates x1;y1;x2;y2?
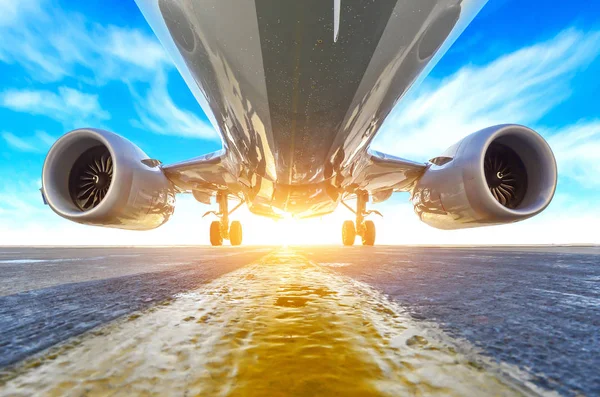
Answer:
0;247;271;367
299;246;600;396
0;245;598;396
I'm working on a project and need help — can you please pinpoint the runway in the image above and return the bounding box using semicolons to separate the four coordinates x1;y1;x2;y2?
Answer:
0;246;598;396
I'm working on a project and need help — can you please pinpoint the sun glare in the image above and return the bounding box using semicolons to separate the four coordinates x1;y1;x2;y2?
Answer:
276;216;308;247
238;210;350;246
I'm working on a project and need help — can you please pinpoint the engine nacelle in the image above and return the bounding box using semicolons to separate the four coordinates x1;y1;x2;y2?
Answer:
411;124;557;229
42;129;176;230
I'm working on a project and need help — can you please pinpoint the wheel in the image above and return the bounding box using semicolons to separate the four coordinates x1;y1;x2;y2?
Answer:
229;221;243;246
362;220;376;246
342;220;356;246
210;221;223;246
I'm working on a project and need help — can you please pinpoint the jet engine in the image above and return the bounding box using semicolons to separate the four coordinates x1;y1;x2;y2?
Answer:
411;124;557;229
41;128;176;230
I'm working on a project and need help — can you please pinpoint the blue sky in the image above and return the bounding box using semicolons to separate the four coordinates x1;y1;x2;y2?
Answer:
0;0;599;245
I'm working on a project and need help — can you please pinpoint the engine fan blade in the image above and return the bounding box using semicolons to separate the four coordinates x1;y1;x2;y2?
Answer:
484;143;527;209
69;146;114;211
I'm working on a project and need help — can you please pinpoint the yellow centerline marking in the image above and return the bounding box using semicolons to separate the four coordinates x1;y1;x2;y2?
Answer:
2;248;547;396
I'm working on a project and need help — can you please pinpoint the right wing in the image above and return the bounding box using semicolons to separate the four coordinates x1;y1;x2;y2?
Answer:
344;149;427;202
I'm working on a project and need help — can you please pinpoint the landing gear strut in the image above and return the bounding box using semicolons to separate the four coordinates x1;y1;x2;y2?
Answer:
204;191;244;246
341;190;381;246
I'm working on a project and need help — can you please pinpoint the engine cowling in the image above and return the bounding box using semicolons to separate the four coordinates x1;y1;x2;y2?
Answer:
411;124;557;229
42;128;176;230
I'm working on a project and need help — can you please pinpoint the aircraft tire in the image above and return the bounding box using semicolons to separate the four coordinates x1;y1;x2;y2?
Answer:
362;220;376;246
342;220;356;246
229;221;243;246
210;220;223;246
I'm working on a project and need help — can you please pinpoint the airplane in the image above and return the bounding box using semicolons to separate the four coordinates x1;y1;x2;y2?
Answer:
41;0;557;246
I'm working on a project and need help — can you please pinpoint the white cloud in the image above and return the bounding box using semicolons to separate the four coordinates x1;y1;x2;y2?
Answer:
35;130;56;146
0;0;41;28
373;29;600;162
0;191;42;216
1;130;56;153
546;120;600;187
131;72;218;140
0;87;110;126
105;26;168;71
2;132;38;152
0;176;46;217
0;1;168;83
0;0;214;140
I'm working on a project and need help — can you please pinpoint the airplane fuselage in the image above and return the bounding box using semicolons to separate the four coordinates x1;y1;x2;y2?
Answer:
137;0;487;217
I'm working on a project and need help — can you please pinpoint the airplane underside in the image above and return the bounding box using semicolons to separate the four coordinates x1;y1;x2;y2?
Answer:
40;0;558;246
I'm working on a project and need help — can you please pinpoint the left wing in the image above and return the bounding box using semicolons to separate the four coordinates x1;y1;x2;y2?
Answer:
162;150;243;203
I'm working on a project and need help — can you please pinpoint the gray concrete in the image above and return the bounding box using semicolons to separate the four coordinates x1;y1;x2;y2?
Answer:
0;246;598;396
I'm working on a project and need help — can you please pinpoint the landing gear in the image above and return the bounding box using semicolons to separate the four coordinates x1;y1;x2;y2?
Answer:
341;190;380;246
205;191;244;246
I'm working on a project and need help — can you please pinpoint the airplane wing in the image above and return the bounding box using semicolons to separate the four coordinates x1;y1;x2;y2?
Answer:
344;150;427;202
162;150;243;204
162;147;427;205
